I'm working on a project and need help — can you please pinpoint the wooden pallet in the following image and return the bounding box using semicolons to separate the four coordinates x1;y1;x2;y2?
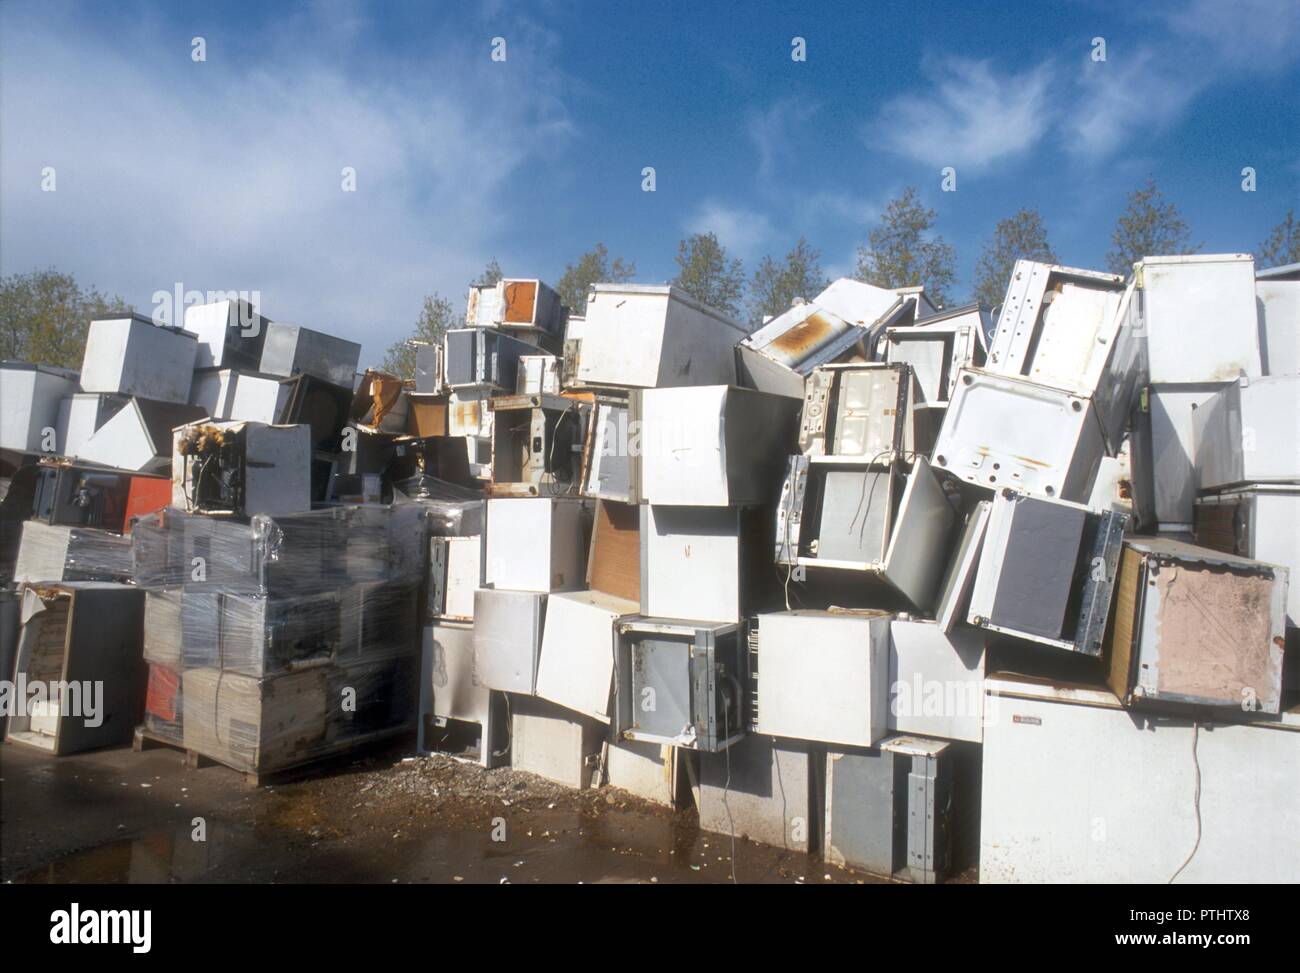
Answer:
132;723;413;787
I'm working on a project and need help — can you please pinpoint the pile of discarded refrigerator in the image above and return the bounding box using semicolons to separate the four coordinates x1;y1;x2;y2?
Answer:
1;255;1297;882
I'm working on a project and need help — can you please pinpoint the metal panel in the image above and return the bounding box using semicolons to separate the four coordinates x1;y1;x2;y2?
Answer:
935;501;991;633
472;588;545;694
932;368;1106;503
1192;376;1300;491
580;396;640;502
695;734;817;852
443;327;534;393
509;695;604;790
800;363;912;459
428;536;480;621
752;610;891;747
1256;267;1300;377
419;620;502;767
888;619;985;743
1148;382;1229;526
881;457;957;611
813;278;902;329
824;736;958;883
62;393;129;459
535;589;637;723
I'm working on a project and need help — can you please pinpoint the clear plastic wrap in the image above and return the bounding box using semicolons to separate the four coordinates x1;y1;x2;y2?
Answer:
134;500;426;772
132;502;426;592
393;475;485;536
12;522;134;584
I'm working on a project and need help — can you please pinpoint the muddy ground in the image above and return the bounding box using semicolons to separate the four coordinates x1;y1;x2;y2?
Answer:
0;738;897;884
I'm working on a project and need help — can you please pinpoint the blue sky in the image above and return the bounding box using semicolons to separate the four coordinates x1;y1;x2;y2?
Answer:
3;0;1297;365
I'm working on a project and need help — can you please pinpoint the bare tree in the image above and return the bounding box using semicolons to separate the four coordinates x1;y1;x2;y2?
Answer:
972;208;1058;307
1258;209;1300;269
747;237;828;328
1105;178;1199;275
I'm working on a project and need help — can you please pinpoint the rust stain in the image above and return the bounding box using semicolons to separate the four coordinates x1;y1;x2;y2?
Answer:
768;312;838;357
503;281;537;324
1013;455;1050;468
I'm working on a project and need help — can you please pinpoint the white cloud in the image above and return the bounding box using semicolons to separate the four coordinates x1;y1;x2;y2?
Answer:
1065;48;1201;161
1163;0;1300;71
871;57;1054;171
0;3;573;366
747;98;818;181
684;200;774;260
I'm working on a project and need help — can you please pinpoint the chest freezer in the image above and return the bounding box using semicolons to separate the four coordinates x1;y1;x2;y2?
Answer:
258;321;360;387
578;393;641;503
1194;486;1300;628
883;304;988;405
639;385;800;506
1103;537;1287;713
443;327;534;394
80;314;198;404
76;399;206;473
888;618;985;743
750;609;892;748
472;588;546;694
1;362;80;453
577;284;744;389
614;617;746;752
641;503;776;624
483;497;588;592
487;393;590;498
736;302;870;400
535;589;638;723
1136;254;1261;383
967;489;1127;656
932;367;1107;503
825;735;975;883
468;278;567;341
799;363;916;460
183;298;269;371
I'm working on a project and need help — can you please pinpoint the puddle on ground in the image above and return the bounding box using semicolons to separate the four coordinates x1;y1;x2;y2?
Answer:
14;808;859;884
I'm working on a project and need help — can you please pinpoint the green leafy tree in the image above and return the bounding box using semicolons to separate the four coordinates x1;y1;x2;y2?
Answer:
555;244;636;313
382;293;460;379
473;258;504;287
1105;178;1200;275
672;232;746;318
747;237;829;327
1258;209;1300;269
0;268;131;370
856;187;958;308
972;208;1058;307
